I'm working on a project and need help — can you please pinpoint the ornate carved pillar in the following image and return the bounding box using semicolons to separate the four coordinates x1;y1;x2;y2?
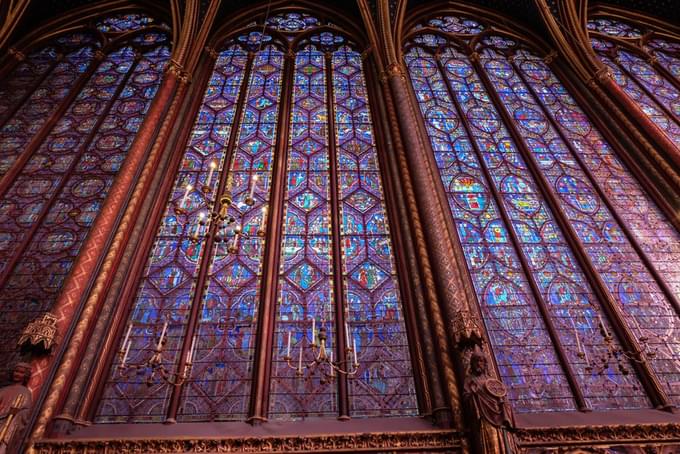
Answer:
23;62;186;446
375;1;517;452
536;0;680;198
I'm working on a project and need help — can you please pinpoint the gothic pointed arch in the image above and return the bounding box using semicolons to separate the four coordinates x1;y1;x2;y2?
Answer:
0;6;171;383
402;3;680;414
587;5;680;164
92;4;420;424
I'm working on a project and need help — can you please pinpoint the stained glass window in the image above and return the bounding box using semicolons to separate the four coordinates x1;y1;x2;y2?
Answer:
406;14;680;413
0;14;170;380
588;17;680;149
96;12;417;423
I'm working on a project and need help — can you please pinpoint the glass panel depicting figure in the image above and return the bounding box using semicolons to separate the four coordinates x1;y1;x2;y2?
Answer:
588;18;680;149
98;12;417;423
406;13;680;412
0;16;169;382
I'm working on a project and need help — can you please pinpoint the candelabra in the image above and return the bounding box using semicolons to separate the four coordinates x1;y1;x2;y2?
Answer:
572;314;656;377
283;318;360;384
116;320;197;387
174;165;267;253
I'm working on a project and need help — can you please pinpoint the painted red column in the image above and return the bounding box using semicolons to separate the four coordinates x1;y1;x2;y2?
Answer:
600;73;680;170
26;66;182;440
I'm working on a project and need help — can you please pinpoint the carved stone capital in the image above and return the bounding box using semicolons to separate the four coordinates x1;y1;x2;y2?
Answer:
587;66;612;88
18;313;58;353
8;47;26;61
543;50;559;64
452;310;485;350
164;60;191;84
204;46;219;60
94;50;107;61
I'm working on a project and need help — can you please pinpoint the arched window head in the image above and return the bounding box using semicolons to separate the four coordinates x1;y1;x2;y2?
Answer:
96;10;418;424
0;13;170;379
588;14;680;149
405;11;680;414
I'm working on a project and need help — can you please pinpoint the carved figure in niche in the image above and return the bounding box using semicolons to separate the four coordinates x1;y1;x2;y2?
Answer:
0;363;32;454
463;348;517;454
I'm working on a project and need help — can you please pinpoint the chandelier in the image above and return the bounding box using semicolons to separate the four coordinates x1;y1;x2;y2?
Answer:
174;171;267;251
282;315;360;384
571;315;656;377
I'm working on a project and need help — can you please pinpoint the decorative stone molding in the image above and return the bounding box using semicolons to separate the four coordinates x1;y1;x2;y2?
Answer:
164;59;191;84
516;423;680;447
33;430;460;453
18;313;58;353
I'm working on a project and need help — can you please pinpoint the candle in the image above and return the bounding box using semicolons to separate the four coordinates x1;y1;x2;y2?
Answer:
158;320;168;349
352;337;358;365
286;331;292;358
122;323;132;348
330;351;335;377
312;318;316;344
180;184;193;209
259;206;268;234
205;161;217;188
597;314;609;337
121;339;131;366
248;174;259;200
570;319;582;354
187;335;197;364
231;227;241;250
298;343;303;372
345;322;350;345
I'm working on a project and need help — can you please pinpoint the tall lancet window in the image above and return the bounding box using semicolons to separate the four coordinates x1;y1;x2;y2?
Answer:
405;13;680;413
588;16;680;149
96;12;417;423
0;14;169;376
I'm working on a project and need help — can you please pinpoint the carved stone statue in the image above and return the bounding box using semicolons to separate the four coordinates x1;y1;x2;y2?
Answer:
463;348;517;454
0;363;32;454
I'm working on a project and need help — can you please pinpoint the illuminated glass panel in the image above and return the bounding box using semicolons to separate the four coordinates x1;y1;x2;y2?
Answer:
0;34;98;175
589;18;680;148
178;45;284;422
333;46;417;416
407;14;680;412
96;44;248;422
0;17;169;381
269;43;336;418
99;14;417;423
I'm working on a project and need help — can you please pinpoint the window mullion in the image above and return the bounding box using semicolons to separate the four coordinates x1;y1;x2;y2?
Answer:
433;52;589;411
512;57;680;318
0;51;65;130
0;47;104;199
324;51;351;420
469;50;673;410
611;48;680;129
247;48;295;422
0;52;139;292
164;51;256;423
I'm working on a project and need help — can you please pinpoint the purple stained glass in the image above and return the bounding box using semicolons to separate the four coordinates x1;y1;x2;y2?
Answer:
332;46;417;416
97;13;156;32
266;12;321;32
407;14;680;412
0;29;169;383
269;44;336;418
589;18;680;150
178;45;284;422
587;18;642;38
406;45;575;413
514;48;680;401
0;34;99;175
98;16;417;423
96;44;249;422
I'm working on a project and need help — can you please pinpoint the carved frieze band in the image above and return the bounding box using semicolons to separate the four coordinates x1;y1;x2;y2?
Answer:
516;423;680;447
33;430;460;453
